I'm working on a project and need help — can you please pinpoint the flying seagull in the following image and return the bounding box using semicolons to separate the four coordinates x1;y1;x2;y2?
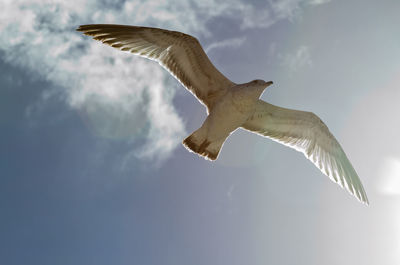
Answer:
77;24;369;205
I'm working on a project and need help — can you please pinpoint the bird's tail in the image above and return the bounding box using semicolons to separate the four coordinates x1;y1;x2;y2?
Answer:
182;129;225;161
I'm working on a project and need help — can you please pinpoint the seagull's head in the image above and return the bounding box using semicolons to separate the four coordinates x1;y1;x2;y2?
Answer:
247;79;273;98
252;79;273;87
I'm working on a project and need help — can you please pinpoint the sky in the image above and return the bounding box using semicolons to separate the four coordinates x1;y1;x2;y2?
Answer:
1;0;400;264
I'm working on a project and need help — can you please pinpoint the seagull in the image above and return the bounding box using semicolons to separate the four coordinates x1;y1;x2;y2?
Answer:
77;24;369;205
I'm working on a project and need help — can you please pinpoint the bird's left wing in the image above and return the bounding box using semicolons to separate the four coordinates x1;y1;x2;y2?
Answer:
77;24;235;111
242;100;369;205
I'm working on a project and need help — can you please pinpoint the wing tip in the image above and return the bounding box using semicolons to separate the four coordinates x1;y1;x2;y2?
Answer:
355;193;369;206
359;197;370;206
76;24;97;36
359;192;370;206
76;24;90;32
347;184;369;206
76;24;116;34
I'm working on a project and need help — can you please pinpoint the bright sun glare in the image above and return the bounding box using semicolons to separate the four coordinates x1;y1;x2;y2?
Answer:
378;157;400;195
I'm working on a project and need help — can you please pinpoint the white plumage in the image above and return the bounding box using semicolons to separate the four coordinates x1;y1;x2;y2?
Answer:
77;24;368;205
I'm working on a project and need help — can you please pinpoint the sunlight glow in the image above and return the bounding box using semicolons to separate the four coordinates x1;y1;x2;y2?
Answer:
378;157;400;195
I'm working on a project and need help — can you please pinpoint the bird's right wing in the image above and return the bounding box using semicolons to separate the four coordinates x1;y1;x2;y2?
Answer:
77;24;235;111
242;100;369;205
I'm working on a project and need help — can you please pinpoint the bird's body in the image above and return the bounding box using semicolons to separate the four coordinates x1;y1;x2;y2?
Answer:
183;80;270;160
77;24;369;205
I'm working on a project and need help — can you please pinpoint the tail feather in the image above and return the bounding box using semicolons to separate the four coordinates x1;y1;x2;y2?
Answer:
183;132;225;161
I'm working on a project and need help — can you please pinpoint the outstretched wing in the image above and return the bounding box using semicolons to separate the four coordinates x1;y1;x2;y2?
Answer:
77;24;235;110
242;100;369;205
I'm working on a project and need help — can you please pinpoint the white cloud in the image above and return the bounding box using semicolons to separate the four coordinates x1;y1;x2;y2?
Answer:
0;0;329;162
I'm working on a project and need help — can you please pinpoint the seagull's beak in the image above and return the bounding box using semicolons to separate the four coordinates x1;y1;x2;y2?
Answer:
265;81;273;87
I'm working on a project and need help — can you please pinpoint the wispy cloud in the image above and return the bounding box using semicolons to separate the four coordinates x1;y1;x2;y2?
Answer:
268;0;302;20
240;0;314;29
266;0;332;22
280;45;312;72
0;0;329;162
308;0;331;5
205;37;247;53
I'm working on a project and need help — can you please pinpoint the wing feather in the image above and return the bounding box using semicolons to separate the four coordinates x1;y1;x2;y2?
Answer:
242;100;369;205
77;24;235;110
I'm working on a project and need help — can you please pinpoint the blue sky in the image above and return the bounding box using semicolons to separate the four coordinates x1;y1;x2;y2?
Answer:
1;1;400;265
